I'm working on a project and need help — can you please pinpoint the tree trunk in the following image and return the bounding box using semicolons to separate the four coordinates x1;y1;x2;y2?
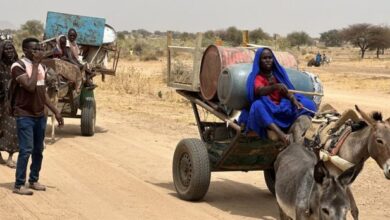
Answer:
361;49;366;58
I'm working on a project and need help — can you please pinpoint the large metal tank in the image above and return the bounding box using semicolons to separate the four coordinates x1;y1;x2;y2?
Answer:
200;45;298;101
217;63;323;110
200;45;253;100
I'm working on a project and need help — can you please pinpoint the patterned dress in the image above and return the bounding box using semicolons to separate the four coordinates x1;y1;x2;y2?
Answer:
0;61;18;154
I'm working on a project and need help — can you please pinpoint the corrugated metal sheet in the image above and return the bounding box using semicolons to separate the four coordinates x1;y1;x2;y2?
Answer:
44;11;106;46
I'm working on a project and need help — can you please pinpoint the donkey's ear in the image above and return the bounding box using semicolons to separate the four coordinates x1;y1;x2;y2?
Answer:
314;160;329;184
355;105;375;126
338;159;364;186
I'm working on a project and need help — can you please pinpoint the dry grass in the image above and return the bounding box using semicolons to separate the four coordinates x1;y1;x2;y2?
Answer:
96;46;390;112
298;57;390;94
96;59;186;103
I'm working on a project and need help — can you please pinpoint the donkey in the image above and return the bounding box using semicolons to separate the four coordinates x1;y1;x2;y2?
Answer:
275;142;364;220
320;105;390;219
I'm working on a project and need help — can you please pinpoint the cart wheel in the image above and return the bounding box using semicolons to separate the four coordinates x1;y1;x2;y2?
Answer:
264;168;276;196
81;97;96;136
172;138;211;201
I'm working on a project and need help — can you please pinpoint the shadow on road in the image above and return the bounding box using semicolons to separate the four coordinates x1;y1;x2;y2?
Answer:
150;178;279;219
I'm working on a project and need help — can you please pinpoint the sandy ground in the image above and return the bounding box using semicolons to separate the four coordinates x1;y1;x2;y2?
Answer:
0;59;389;220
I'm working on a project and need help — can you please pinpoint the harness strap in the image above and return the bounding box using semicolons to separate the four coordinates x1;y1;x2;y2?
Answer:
330;127;352;156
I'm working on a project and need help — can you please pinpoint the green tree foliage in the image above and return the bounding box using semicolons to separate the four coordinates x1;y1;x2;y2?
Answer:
368;25;390;58
286;31;312;48
221;26;242;46
320;29;342;47
341;23;373;58
117;31;126;40
12;20;44;51
20;20;44;37
249;28;271;43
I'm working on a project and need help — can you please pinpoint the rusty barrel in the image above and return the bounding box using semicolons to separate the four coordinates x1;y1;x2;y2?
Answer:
274;51;298;69
199;45;298;100
200;45;254;100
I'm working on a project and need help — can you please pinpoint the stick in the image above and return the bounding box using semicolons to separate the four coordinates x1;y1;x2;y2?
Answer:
288;89;324;96
320;150;355;171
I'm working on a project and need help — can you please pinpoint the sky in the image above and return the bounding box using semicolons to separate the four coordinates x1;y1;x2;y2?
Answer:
0;0;389;37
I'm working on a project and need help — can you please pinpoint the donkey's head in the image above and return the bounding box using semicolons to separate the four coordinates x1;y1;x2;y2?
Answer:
355;105;390;179
313;160;363;220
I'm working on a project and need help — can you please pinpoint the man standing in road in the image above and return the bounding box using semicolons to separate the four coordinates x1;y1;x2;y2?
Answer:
10;37;64;195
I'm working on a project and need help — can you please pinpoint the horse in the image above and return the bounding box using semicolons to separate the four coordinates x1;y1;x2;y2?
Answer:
275;142;364;220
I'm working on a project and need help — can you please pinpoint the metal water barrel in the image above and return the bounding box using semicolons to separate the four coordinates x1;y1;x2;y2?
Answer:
217;63;252;109
200;45;298;101
217;63;322;110
200;45;254;100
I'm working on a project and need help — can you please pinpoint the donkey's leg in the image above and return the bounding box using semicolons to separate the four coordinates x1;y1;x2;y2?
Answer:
288;115;312;143
347;187;359;220
278;205;292;220
50;93;58;144
51;114;55;143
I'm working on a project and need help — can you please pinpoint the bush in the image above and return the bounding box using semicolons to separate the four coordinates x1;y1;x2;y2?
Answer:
141;53;158;61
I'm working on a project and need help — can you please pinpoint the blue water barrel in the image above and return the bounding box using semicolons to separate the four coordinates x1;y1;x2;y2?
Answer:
217;63;322;110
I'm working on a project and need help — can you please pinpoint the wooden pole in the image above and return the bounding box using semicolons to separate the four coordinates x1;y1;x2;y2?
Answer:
288;89;324;96
242;30;249;47
167;31;173;86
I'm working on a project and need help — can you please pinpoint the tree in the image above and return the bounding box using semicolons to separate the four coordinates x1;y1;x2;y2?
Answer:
368;25;390;58
249;28;271;43
20;20;44;37
117;31;126;40
222;26;242;46
320;29;342;47
341;23;373;58
286;31;312;48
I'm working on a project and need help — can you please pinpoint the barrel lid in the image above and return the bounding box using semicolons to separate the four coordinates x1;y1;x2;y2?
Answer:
200;45;222;100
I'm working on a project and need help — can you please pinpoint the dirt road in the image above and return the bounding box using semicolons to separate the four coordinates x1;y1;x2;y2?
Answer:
0;87;389;220
0;60;389;219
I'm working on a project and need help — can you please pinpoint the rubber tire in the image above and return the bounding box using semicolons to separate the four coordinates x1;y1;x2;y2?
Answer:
264;168;276;196
81;97;96;136
172;138;211;201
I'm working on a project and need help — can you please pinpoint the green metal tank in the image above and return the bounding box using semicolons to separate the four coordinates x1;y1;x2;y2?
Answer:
217;63;323;110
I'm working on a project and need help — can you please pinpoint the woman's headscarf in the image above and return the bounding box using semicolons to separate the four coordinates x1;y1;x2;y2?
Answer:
0;40;18;64
246;47;295;104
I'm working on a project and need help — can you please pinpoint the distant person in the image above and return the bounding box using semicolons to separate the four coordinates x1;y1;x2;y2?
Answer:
10;37;63;195
66;29;83;68
67;28;96;89
0;40;19;168
322;53;328;65
315;52;322;66
53;35;68;59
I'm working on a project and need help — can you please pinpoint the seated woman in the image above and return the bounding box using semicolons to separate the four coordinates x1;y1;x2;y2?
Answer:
239;48;317;145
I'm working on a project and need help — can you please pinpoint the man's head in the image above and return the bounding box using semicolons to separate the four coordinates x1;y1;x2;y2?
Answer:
22;37;40;60
259;48;273;72
68;28;77;42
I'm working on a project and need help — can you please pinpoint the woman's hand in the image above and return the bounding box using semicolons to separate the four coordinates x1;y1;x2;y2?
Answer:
292;99;303;109
273;83;288;95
